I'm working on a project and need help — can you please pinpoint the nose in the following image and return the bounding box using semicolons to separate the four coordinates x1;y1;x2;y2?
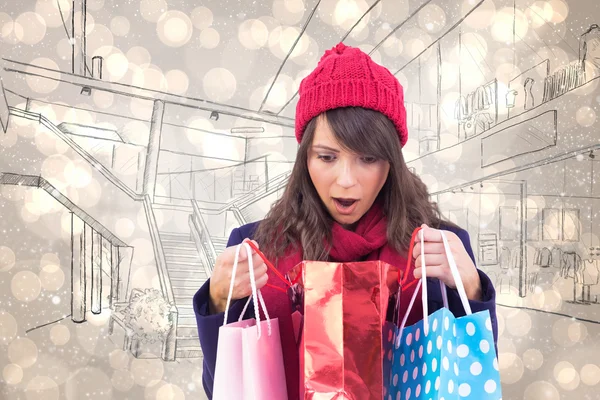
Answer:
336;159;357;188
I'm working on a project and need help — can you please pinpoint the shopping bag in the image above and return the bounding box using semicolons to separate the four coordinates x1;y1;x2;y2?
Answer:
286;260;399;399
382;318;399;399
213;241;288;400
382;227;423;399
385;230;502;400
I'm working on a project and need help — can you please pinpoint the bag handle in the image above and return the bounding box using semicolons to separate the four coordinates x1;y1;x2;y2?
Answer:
399;227;423;286
398;230;472;336
244;239;292;292
390;227;422;325
222;241;273;338
441;231;472;315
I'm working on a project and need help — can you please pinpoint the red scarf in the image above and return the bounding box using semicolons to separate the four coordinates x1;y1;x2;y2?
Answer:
259;204;423;400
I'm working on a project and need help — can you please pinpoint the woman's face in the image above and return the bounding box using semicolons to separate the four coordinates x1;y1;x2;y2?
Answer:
307;115;390;228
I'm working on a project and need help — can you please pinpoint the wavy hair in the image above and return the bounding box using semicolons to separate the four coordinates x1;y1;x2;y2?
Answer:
253;107;454;261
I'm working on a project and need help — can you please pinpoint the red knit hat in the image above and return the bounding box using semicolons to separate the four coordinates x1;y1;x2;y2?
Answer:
295;42;408;147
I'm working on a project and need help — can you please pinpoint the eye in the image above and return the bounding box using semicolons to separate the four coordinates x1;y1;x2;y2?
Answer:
361;156;378;164
317;154;336;163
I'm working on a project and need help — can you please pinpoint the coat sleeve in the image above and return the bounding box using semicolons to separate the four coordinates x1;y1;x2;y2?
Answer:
193;227;253;399
429;228;499;349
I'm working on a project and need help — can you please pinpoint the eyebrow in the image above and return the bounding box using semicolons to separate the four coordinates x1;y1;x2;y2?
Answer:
312;144;340;153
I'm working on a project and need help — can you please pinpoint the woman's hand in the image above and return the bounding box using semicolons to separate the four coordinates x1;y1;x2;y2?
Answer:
412;225;482;301
208;240;268;314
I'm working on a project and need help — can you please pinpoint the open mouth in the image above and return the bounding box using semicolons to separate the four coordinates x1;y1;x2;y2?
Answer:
333;198;358;209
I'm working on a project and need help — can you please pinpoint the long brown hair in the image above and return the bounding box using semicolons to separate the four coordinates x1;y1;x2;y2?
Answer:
253;107;453;261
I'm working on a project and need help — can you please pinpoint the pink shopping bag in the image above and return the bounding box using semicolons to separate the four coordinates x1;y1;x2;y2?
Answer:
212;241;288;400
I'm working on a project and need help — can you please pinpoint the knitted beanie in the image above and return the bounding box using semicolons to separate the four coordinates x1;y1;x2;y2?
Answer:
295;42;408;147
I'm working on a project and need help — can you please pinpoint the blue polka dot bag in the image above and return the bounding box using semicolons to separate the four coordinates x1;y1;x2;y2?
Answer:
384;231;502;400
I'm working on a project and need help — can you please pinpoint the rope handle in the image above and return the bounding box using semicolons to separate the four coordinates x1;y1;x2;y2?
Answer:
243;227;425;293
245;226;422;289
398;229;428;335
399;226;423;285
397;229;472;338
223;241;273;338
243;239;292;292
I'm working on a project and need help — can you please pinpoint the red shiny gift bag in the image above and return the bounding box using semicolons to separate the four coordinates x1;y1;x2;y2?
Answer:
286;260;399;399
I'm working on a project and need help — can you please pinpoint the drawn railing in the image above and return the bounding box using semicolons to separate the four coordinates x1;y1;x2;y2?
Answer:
155;151;294;203
9;107;141;200
542;60;586;102
190;199;218;275
229;205;247;226
189;170;292;217
143;195;178;360
56;122;147;194
0;172;133;310
188;169;291;249
188;171;290;273
234;170;291;210
187;170;292;275
8;106;178;361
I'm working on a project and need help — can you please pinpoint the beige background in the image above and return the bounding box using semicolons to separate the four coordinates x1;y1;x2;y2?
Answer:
1;0;599;399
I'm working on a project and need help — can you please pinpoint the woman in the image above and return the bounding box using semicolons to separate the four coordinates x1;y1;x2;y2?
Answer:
194;42;498;399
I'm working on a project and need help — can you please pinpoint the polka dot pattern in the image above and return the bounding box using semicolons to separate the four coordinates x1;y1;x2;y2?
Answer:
384;308;502;399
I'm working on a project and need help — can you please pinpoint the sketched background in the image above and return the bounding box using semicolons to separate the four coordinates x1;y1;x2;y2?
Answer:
1;0;599;399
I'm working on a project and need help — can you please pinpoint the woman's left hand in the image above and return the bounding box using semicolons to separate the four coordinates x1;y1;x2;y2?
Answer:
412;224;483;301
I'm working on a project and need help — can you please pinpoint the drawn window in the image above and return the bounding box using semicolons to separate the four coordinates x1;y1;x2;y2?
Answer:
562;209;580;242
526;208;541;241
542;208;561;241
499;206;519;241
478;233;499;266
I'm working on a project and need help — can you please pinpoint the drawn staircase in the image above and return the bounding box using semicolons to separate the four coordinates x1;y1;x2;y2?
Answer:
160;231;210;359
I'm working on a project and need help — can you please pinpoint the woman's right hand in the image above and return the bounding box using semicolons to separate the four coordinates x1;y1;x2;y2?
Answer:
208;240;268;314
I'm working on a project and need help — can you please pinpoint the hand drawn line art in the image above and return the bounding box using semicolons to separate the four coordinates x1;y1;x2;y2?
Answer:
1;1;600;399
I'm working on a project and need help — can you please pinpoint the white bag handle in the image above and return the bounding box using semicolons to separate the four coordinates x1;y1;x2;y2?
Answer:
222;241;272;338
398;230;472;336
441;231;472;316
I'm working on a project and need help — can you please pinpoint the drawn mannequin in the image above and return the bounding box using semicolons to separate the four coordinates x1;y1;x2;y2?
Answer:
523;78;535;110
580;24;600;73
580;259;599;304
